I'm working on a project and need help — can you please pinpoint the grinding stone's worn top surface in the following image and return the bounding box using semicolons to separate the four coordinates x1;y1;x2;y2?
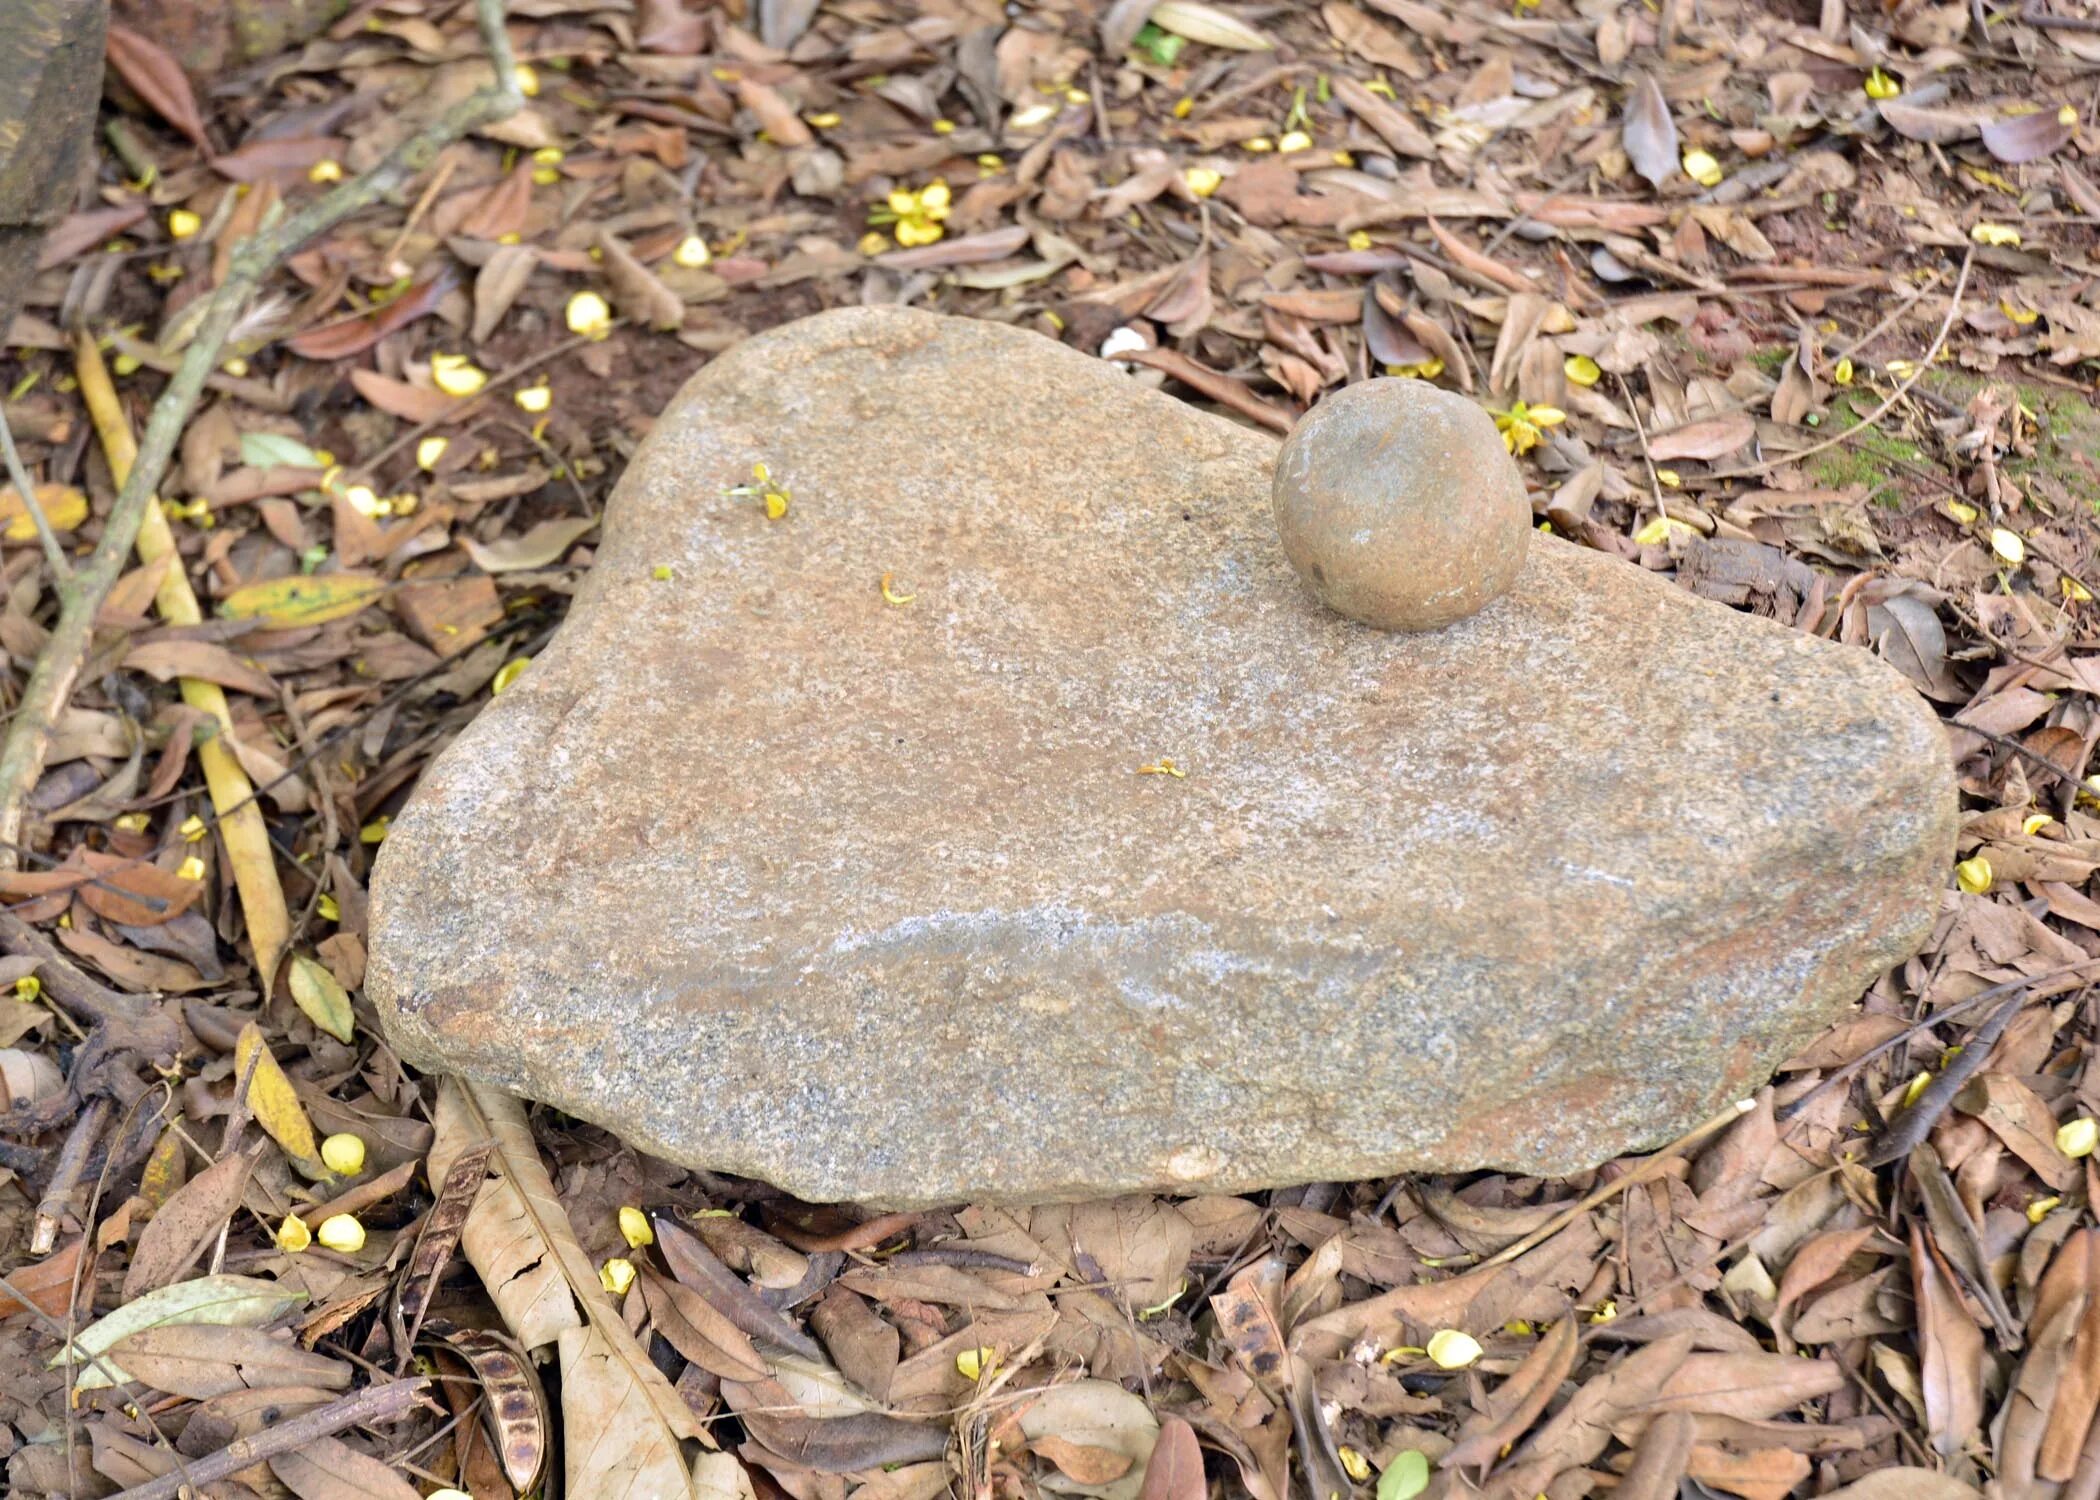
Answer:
1273;378;1530;631
368;306;1957;1208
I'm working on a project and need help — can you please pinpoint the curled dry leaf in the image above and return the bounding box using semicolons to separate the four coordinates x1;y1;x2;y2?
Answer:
1912;1222;1986;1459
472;243;540;343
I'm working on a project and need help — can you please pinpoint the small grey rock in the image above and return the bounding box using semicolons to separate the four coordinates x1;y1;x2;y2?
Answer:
1273;378;1531;631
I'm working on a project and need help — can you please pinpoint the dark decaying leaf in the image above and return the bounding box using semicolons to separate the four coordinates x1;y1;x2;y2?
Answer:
656;1213;828;1360
391;1140;492;1358
419;1321;551;1493
740;1409;951;1472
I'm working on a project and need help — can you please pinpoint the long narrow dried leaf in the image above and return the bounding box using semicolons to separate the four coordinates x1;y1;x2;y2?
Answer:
110;1323;351;1400
655;1214;826;1361
51;1274;306;1389
106;25;210;149
461;515;601;574
1913;1222;1986;1459
271;1435;423;1500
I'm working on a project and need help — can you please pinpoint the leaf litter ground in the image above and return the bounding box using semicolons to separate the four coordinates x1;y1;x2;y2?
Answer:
6;0;2100;1496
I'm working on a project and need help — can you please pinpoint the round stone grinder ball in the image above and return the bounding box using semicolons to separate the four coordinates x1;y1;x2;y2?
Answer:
1272;377;1531;632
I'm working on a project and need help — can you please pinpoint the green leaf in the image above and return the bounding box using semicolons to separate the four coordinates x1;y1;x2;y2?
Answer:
1132;22;1187;64
238;431;325;470
50;1273;306;1389
288;953;355;1043
1377;1451;1429;1500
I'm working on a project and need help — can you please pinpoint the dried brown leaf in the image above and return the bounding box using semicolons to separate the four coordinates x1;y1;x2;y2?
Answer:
1137;1415;1204;1500
123;639;276;698
597;230;685;331
106;25;209;149
111;1323;351;1401
123;1146;258;1300
1623;74;1679;188
1912;1222;1986;1458
1647;412;1753;462
349;369;459;424
271;1434;422;1500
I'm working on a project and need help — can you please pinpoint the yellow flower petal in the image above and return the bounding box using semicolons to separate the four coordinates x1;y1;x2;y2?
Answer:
320;1133;366;1175
600;1256;637;1295
1278;130;1314;153
674;234;712;268
276;1214;312;1253
1863;67;1900;101
956;1346;997;1380
1185;166;1223;197
316;1214;365;1253
167;209;202;240
566;290;614;340
1563;354;1601;387
1682;148;1723;187
1990;527;2026;566
1971;223;2022;247
2058;1117;2097;1158
429;353;487;398
1426;1329;1482;1369
620;1206;654;1248
1955;855;1993;894
416;436;450;471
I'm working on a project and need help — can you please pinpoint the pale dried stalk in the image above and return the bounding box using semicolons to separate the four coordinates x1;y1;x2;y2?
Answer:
72;333;293;984
0;0;524;933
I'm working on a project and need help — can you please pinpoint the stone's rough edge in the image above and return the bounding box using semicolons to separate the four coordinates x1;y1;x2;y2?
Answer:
368;305;1961;1207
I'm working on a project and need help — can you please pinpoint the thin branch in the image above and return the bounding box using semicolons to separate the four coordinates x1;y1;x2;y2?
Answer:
1703;247;1975;483
104;1378;432;1500
0;404;71;580
0;0;524;873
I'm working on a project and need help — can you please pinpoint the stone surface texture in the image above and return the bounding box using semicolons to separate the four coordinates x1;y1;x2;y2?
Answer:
1273;377;1530;631
368;306;1957;1208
